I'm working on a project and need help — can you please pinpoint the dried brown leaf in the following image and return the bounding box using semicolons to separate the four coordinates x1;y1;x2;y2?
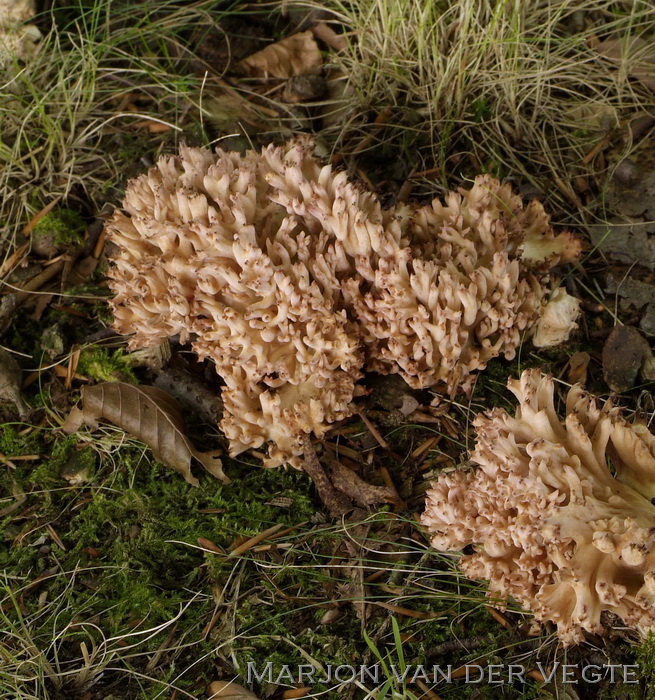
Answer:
0;347;28;418
207;680;259;699
62;382;228;485
567;351;591;386
606;273;655;337
0;480;26;517
240;31;321;79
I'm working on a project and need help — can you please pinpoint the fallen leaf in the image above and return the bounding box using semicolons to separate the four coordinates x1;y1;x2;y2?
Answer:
282;73;327;103
588;221;655;269
207;680;260;699
62;383;228;485
0;480;26;517
240;31;321;79
606;274;655;337
319;607;341;625
0;347;28;418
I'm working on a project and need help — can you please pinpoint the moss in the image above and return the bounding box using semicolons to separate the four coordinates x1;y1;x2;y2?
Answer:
0;424;42;457
77;346;137;383
0;440;322;694
232;621;361;694
634;633;655;700
32;208;85;246
5;308;42;359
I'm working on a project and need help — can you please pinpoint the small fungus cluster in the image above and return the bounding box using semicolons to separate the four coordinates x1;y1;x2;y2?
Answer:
107;138;579;467
422;369;655;644
0;0;39;61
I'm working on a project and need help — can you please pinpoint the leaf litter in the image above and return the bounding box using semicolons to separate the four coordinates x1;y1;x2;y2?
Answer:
239;30;322;79
62;382;228;485
0;346;28;418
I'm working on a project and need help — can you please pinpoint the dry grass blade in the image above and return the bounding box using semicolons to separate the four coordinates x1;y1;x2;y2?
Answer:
594;36;655;92
240;30;322;78
62;382;228;485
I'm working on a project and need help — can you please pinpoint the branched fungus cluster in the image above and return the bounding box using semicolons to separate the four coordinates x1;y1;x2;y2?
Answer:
422;369;655;644
107;138;579;467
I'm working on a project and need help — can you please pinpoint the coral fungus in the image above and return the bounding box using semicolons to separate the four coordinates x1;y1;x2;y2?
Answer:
107;138;579;467
422;369;655;644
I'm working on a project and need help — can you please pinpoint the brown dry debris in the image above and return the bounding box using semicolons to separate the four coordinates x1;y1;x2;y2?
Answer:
602;325;655;392
239;31;322;79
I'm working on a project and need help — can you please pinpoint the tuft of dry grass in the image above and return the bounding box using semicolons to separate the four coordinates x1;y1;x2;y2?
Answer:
0;0;239;257
310;0;655;209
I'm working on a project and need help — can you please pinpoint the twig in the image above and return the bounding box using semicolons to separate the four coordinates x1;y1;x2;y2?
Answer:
322;440;361;461
3;260;65;304
486;606;511;628
311;21;347;51
370;601;440;619
357;411;389;450
0;242;29;279
582;134;611;165
426;635;488;657
324;453;400;507
413;679;443;700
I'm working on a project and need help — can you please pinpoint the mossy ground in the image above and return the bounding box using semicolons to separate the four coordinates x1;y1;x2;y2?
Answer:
33;210;86;247
77;347;137;384
3;333;653;698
